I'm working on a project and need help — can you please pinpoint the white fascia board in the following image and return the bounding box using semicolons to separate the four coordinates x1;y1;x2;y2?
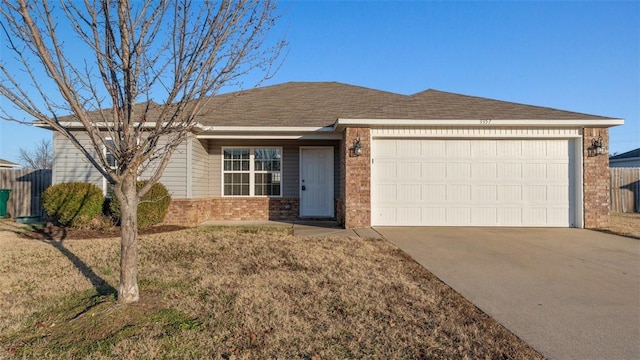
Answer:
337;118;624;127
34;121;182;129
195;125;341;139
197;133;342;140
196;125;335;132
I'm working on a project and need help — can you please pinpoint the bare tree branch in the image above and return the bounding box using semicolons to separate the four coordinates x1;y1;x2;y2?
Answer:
0;0;285;303
18;138;53;169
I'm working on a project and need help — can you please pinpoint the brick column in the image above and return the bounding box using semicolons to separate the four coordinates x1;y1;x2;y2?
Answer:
583;128;610;228
342;127;371;228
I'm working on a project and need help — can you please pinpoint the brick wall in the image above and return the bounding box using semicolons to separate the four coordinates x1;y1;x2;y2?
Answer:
583;128;610;228
165;197;299;226
342;127;371;228
335;197;345;227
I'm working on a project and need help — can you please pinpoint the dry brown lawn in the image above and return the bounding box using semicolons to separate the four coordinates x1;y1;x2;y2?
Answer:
0;220;542;359
602;212;640;239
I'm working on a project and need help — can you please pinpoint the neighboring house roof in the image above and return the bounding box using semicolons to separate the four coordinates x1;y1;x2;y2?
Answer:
0;158;19;168
610;148;640;160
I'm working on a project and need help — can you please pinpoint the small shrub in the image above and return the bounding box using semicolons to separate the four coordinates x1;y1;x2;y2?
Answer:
110;181;171;230
41;182;104;227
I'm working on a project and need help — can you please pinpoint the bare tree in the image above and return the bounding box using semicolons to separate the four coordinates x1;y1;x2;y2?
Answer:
19;138;53;169
0;0;284;303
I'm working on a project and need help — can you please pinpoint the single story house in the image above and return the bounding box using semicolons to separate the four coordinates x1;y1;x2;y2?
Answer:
610;148;640;168
47;82;623;229
0;158;20;169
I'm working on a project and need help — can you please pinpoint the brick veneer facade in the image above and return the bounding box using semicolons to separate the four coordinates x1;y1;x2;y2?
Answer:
165;127;611;230
583;128;610;229
165;197;299;227
341;127;371;228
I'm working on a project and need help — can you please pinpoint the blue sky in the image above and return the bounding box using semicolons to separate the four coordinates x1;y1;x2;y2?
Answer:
1;0;638;164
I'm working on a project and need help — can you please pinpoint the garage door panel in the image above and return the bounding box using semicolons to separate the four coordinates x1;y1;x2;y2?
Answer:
471;141;497;157
498;163;523;179
422;162;446;179
447;163;471;178
375;184;397;202
522;140;547;157
472;163;498;179
472;208;498;225
447;185;471;201
422;141;446;156
446;141;470;157
524;185;548;202
499;186;522;202
524;163;547;178
423;184;446;201
397;184;421;202
398;207;422;224
422;208;446;224
447;207;471;224
497;141;523;156
372;139;574;227
397;140;422;157
547;140;569;156
498;208;523;226
548;185;569;202
398;162;421;180
548;163;569;178
473;185;498;201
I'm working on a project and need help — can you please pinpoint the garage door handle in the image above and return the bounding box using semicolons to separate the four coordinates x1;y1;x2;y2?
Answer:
301;186;306;191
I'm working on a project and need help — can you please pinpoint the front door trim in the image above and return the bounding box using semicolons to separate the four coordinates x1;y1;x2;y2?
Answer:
299;146;334;218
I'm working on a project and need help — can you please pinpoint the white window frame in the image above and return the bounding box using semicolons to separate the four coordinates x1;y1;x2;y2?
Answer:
221;146;283;197
103;138;117;196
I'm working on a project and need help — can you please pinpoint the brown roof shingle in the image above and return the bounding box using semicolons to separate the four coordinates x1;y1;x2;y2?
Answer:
50;82;616;128
352;89;612;121
196;82;406;127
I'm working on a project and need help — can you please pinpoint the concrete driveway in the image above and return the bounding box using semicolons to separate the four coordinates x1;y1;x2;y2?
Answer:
376;227;640;360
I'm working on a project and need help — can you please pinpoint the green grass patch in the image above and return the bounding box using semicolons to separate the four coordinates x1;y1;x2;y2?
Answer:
1;285;204;358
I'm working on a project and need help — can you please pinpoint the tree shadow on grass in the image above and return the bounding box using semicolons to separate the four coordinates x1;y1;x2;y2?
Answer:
40;227;117;297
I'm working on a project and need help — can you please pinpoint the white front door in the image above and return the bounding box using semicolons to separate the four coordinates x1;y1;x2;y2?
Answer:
300;147;334;217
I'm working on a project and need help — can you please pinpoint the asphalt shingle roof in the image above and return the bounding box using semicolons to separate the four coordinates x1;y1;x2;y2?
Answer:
195;82;405;127
51;81;617;128
354;89;612;121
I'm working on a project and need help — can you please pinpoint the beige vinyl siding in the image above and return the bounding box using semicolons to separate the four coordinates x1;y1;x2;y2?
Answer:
191;137;210;198
53;131;104;188
207;140;340;198
140;138;188;198
54;130;189;197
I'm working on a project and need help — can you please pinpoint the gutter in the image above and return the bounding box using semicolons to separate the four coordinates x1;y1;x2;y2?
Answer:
335;118;624;129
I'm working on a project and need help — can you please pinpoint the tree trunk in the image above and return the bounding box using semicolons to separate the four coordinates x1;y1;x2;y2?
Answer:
117;174;140;303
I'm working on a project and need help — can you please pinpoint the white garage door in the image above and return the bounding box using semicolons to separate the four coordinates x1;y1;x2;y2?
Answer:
372;139;575;227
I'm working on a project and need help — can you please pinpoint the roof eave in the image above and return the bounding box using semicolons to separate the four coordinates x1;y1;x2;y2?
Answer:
194;125;342;140
335;118;624;129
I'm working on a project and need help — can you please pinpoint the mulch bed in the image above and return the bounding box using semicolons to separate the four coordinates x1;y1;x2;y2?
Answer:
21;222;188;241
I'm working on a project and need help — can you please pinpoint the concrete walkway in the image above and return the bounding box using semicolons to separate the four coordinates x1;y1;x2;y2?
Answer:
377;227;640;360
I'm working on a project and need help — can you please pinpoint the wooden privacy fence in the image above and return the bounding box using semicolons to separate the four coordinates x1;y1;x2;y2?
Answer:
610;167;640;213
0;169;52;218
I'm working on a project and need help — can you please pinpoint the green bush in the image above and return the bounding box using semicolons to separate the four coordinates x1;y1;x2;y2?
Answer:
110;181;171;230
41;182;104;227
